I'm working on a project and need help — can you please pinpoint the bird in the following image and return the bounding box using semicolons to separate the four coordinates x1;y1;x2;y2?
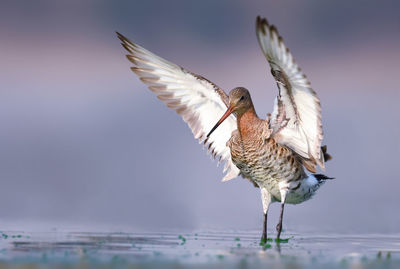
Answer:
117;16;332;241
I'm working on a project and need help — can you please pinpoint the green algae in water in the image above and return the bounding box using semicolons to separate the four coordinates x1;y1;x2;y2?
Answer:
237;243;241;248
1;233;8;239
275;237;290;243
377;251;392;260
259;239;272;249
234;237;240;241
178;235;187;245
11;235;22;239
259;237;273;245
217;254;224;260
262;243;272;249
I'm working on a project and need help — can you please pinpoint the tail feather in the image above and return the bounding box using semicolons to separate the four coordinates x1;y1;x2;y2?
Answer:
321;145;332;162
313;173;334;182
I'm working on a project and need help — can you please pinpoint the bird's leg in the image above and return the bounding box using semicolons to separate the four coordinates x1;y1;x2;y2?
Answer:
276;202;285;239
260;188;272;243
262;212;268;242
276;183;288;240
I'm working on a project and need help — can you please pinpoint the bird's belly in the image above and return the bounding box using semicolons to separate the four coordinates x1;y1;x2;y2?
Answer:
234;158;282;198
236;160;312;204
284;187;314;204
229;137;304;201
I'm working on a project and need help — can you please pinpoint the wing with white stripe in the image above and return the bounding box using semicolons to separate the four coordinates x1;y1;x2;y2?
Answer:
117;32;240;181
256;17;324;171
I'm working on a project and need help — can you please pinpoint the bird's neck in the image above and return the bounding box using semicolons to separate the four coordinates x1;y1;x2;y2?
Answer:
237;107;260;139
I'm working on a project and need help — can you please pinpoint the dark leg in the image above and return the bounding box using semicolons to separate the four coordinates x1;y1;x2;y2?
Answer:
260;188;272;244
276;203;285;239
261;212;268;242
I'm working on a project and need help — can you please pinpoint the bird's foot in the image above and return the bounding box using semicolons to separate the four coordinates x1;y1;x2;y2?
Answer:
260;233;267;244
259;236;272;249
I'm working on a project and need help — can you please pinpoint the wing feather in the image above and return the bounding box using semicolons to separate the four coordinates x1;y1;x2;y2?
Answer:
117;32;240;181
256;17;325;171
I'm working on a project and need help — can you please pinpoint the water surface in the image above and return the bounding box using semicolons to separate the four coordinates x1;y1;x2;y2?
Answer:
0;229;399;268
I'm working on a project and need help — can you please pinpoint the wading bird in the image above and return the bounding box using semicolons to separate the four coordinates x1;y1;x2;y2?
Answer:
117;16;332;240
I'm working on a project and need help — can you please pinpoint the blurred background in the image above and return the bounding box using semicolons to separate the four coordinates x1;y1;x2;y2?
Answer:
0;0;399;234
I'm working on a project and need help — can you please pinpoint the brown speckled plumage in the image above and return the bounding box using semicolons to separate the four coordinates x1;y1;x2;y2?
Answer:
225;89;308;204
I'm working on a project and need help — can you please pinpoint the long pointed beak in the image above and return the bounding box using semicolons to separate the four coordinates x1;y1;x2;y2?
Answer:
207;105;235;137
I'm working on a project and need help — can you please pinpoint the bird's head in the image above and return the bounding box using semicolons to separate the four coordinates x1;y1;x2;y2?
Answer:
207;87;253;137
228;87;253;115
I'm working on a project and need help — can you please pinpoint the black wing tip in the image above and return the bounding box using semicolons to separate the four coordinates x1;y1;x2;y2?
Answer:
116;31;135;46
256;16;269;26
116;32;139;54
116;31;126;41
256;16;282;44
256;16;269;35
256;16;277;31
116;31;129;47
313;174;335;181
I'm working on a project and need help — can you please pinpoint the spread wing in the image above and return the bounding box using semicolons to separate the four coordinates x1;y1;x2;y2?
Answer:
117;32;240;181
256;17;325;172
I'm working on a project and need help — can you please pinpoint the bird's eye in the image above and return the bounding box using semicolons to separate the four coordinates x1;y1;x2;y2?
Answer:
239;96;245;101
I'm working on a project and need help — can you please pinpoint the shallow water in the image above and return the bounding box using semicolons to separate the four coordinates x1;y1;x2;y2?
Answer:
0;229;399;268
